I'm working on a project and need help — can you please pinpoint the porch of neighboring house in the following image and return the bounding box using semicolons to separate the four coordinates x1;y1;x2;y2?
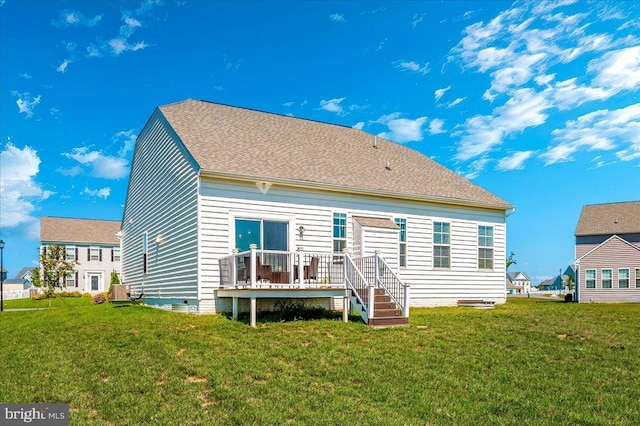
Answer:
218;244;410;327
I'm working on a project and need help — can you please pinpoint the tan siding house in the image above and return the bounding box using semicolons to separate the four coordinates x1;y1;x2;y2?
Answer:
40;217;121;293
121;99;513;323
574;202;640;303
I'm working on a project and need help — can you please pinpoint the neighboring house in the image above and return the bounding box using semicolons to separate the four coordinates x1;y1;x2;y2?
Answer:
40;217;122;294
1;267;35;291
506;272;530;294
538;274;566;291
120;99;512;325
574;201;640;303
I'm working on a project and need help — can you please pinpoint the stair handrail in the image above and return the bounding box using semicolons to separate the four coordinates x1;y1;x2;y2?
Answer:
344;254;372;316
374;253;410;318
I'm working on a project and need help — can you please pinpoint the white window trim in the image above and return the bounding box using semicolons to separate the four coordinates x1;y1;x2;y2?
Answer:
90;246;100;262
229;212;296;252
65;245;76;261
332;211;348;254
433;221;451;269
618;268;630;289
477;225;494;270
394;217;407;268
585;269;596;289
601;269;612;289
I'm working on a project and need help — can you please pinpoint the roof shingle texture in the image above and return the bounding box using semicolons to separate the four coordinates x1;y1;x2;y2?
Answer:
575;201;640;236
40;217;121;245
158;100;511;210
353;216;400;229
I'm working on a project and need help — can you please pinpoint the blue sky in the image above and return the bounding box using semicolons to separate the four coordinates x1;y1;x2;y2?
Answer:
1;0;639;284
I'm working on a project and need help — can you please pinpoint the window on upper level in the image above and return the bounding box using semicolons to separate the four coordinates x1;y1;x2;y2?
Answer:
112;247;121;262
478;225;493;270
433;222;450;268
602;269;612;289
65;246;76;261
619;268;629;289
395;218;407;267
90;247;100;261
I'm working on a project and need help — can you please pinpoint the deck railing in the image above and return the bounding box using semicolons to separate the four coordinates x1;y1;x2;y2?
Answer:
219;244;344;288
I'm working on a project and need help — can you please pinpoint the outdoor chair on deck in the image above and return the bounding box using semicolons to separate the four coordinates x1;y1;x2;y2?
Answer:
244;256;272;283
295;256;319;282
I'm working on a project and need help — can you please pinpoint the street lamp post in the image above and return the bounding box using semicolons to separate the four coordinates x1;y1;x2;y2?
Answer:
0;239;5;312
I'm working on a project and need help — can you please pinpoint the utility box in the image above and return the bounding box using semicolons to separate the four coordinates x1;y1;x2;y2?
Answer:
112;284;130;301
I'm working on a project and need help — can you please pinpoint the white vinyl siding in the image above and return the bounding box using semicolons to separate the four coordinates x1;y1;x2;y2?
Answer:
121;110;200;304
198;179;507;310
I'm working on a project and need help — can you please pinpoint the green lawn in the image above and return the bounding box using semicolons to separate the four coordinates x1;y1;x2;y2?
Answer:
1;297;639;425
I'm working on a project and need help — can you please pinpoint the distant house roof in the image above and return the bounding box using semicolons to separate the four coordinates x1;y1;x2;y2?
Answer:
40;217;121;245
157;99;512;211
15;267;34;280
507;272;530;282
575;201;640;236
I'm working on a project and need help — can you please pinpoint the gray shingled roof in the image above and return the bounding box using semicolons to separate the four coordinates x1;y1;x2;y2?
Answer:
353;216;400;229
158;100;512;210
575;201;640;236
40;217;121;245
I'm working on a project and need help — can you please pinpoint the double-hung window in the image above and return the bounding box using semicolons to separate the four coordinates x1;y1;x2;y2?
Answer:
636;269;640;289
112;247;121;262
65;246;76;261
90;247;100;261
65;271;77;287
601;269;612;288
433;222;450;268
478;225;493;270
619;269;629;289
585;269;596;289
395;218;407;267
333;213;347;254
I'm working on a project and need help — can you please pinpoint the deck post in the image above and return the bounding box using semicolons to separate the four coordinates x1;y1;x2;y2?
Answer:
249;244;257;289
343;294;349;323
296;248;304;287
232;297;238;320
374;250;381;288
250;297;257;328
403;283;410;317
368;284;375;319
231;248;238;287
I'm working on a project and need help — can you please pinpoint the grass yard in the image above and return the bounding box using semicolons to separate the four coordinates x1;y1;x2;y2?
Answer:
1;297;639;425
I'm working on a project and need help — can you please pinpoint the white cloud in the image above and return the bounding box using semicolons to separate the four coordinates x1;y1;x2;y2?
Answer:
56;59;70;73
62;147;129;179
82;186;111;199
395;60;430;75
434;86;451;102
56;166;84;177
330;13;345;22
112;130;137;157
319;97;346;114
541;103;640;165
496;150;535;171
11;92;41;118
53;9;102;28
428;118;446;135
588;46;640;94
19;73;32;79
376;114;428;143
282;101;295;108
445;97;466;109
412;13;426;28
0;143;53;229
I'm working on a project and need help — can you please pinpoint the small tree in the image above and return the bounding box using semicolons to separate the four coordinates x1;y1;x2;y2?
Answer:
566;273;575;292
35;245;78;307
108;270;120;295
506;252;517;271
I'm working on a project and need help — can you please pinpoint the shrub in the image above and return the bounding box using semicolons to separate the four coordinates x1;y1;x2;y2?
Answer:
82;293;92;298
92;293;110;305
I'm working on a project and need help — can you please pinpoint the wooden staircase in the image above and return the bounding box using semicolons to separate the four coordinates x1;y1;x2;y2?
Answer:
350;287;408;327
